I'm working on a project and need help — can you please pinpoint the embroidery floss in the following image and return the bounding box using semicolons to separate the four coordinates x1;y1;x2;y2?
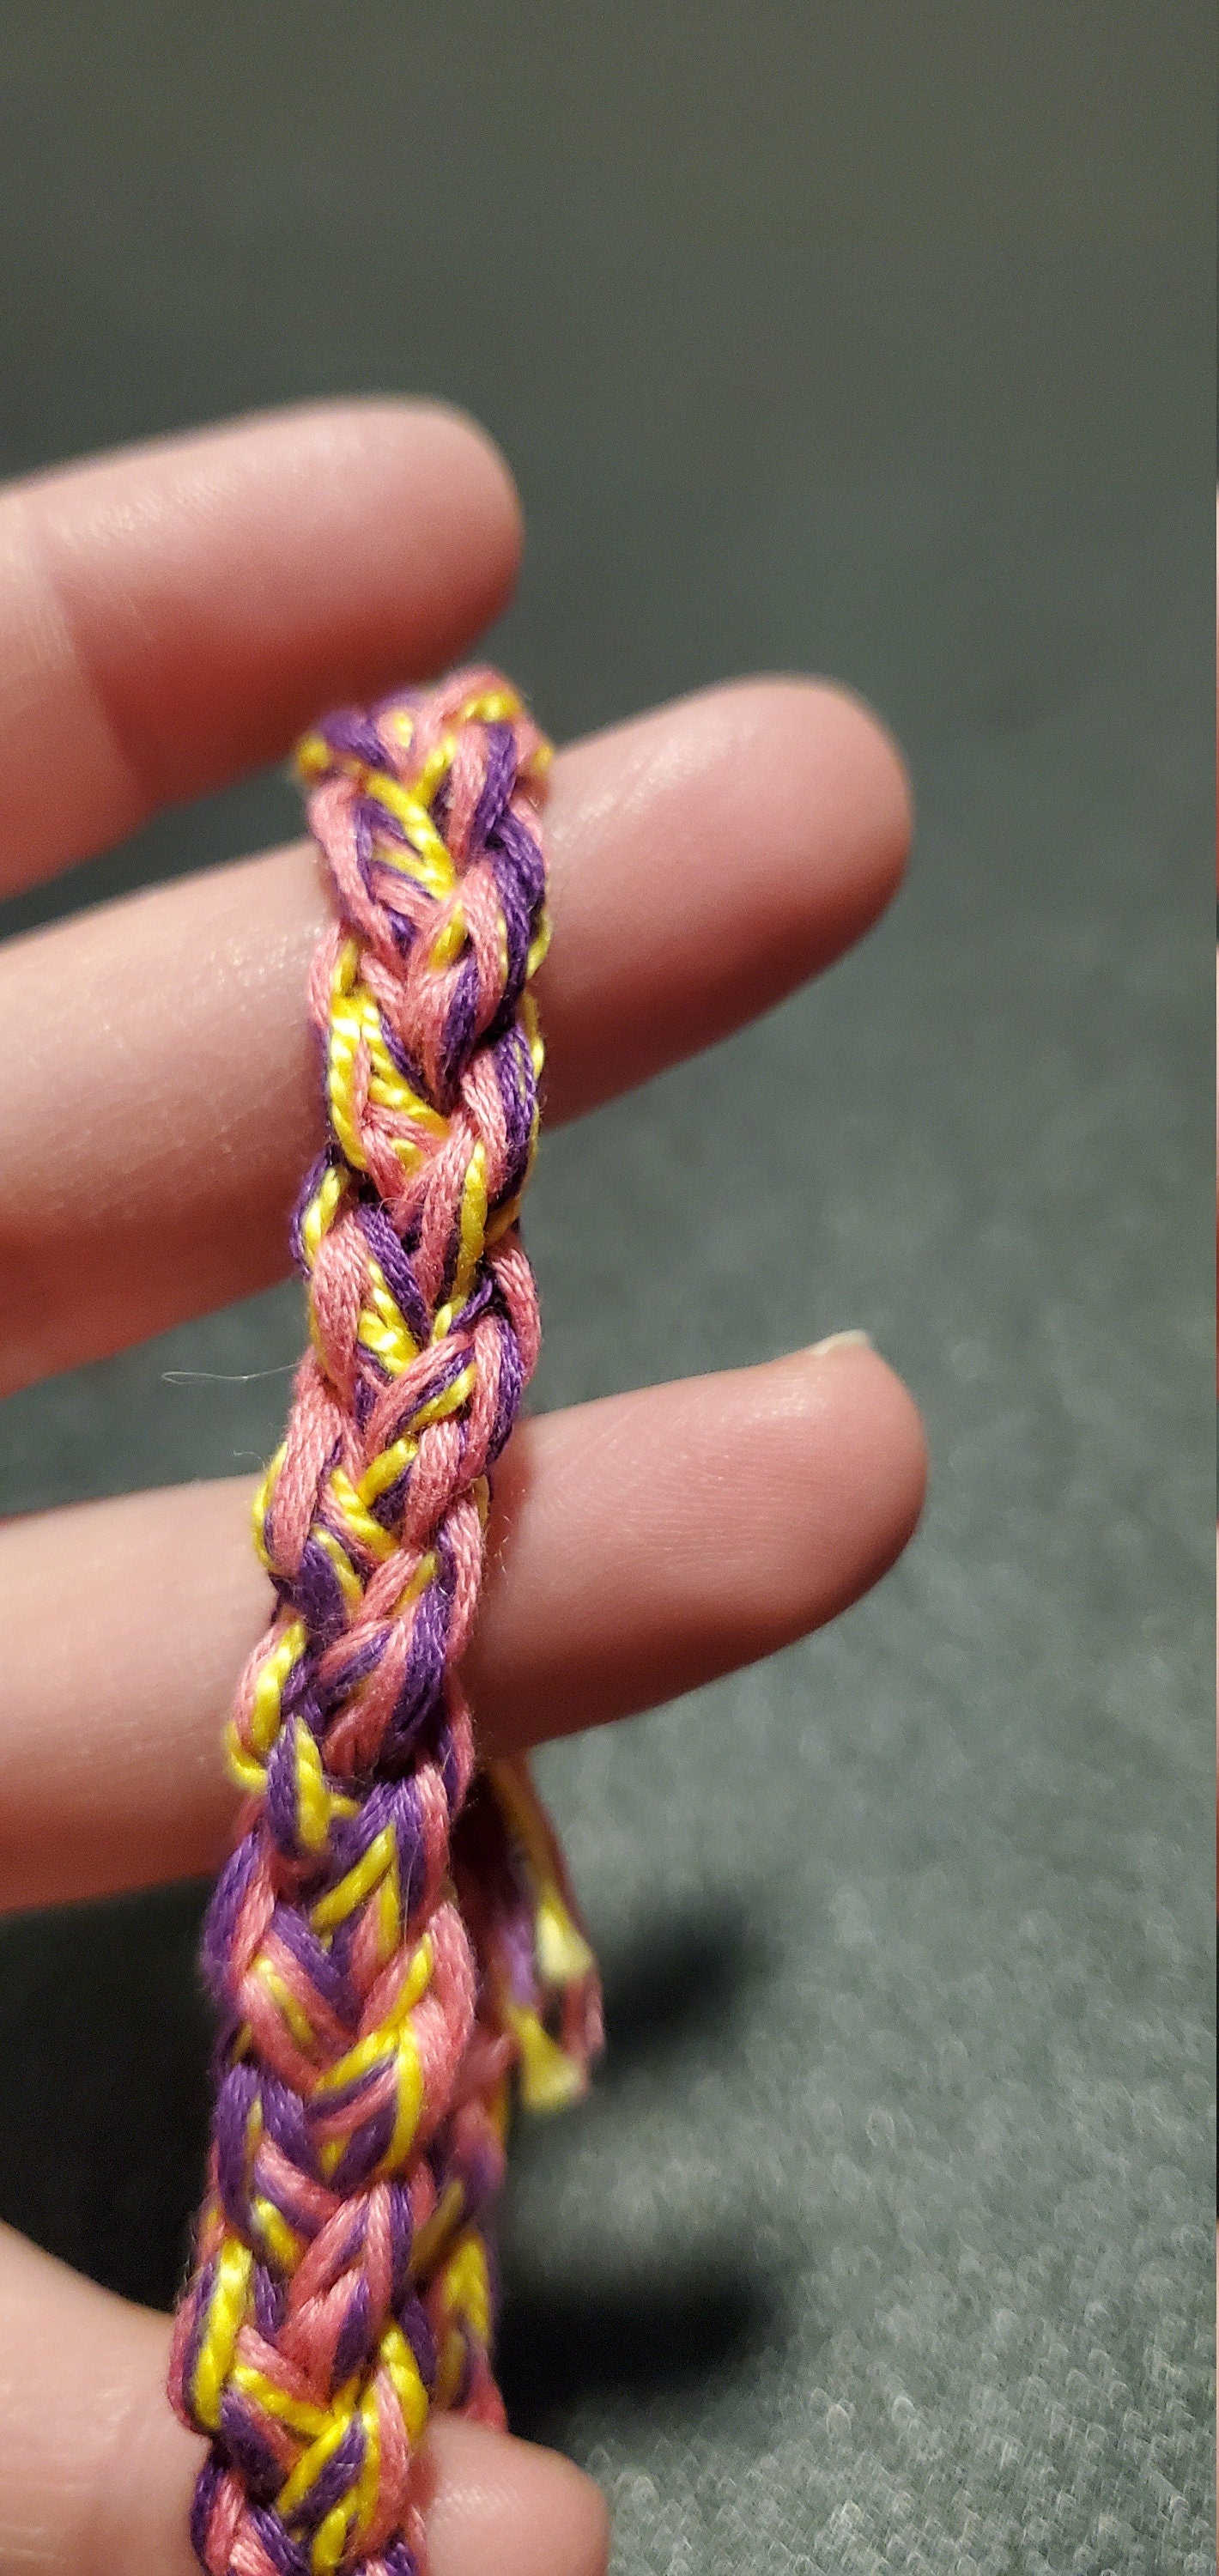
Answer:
169;670;602;2576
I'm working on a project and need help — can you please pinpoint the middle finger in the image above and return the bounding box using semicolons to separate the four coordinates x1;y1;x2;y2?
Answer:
0;1340;925;1912
0;677;908;1394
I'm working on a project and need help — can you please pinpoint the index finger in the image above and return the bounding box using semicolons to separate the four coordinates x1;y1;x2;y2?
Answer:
0;400;522;895
0;2227;607;2576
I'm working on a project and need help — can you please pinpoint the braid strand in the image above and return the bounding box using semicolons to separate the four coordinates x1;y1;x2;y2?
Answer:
169;670;602;2576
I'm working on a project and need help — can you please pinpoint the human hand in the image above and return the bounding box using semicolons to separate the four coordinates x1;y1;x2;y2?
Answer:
0;401;926;2575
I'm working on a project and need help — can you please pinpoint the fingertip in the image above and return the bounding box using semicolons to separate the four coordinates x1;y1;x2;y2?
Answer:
796;1333;928;1581
186;392;525;719
817;676;914;910
475;1340;929;1746
389;397;525;577
425;2416;610;2576
540;673;915;1118
744;673;914;950
330;395;525;639
1;398;526;889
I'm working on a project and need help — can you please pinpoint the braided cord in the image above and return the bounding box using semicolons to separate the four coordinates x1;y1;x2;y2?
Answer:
169;671;602;2576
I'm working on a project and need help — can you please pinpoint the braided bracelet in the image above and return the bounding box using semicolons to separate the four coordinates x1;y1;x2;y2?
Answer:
168;669;602;2576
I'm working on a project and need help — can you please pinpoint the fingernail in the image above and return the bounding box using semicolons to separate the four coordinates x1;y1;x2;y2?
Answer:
807;1328;874;1357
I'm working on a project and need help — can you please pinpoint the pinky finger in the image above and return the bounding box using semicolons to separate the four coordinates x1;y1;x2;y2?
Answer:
0;2225;609;2576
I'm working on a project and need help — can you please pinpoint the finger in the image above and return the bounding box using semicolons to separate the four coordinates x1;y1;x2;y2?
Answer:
0;2226;609;2576
0;400;522;896
0;1340;925;1911
540;676;910;1119
0;678;910;1391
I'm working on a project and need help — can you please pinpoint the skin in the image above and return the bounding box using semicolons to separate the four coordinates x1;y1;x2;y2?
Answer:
0;401;927;2575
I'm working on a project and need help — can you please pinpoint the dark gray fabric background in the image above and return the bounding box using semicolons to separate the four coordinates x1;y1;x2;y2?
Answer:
0;7;1211;2571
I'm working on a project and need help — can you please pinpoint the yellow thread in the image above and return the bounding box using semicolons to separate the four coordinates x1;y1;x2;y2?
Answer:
526;908;552;979
346;2381;382;2550
379;2318;431;2441
312;2503;355;2574
450;1141;488;1307
363;1009;445;1138
354;1926;434;2045
257;1957;318;2053
434;2324;465;2409
379;2033;426;2174
276;2392;357;2517
312;1931;432;2087
374;1870;401;1965
379;708;416;761
294;731;331;780
315;2031;425;2184
327;1008;367;1173
456;687;522;726
358;771;457;894
312;1525;363;1610
505;2002;587;2111
298;747;453;890
252;1443;286;1568
356;1257;420;1377
410;733;456;810
300;1163;346;1269
357;1434;417;1504
485;1758;554;1880
331;939;358;999
356;1311;415;1376
391;1549;438;1618
485;1193;522;1245
192;2238;253;2430
247;1619;307;1756
409;2177;465;2281
230;2362;331;2439
364;1084;429;1145
294;1726;331;1854
253;2195;303;2271
487;1759;593;1980
361;1020;446;1154
406;696;523;829
429;904;466;971
536;1892;597;1986
326;1467;397;1564
441;2231;492;2344
409;1363;476;1431
310;1826;397;1935
521;986;546;1080
225;1728;267;1795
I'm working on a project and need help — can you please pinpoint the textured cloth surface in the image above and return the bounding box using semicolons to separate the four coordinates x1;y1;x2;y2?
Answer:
0;7;1210;2573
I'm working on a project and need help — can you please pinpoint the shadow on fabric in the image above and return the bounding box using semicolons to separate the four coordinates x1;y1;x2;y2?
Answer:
0;1880;789;2437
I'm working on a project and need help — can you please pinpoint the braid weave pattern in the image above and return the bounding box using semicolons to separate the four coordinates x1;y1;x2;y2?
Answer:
169;670;602;2576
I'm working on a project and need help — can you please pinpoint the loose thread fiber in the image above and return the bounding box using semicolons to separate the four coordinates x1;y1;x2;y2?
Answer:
169;671;602;2576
